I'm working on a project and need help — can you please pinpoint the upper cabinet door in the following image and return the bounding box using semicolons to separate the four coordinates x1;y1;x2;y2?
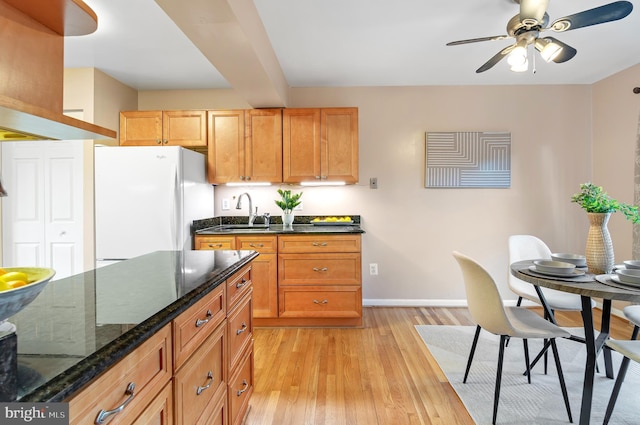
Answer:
120;111;163;146
245;109;283;183
321;108;358;183
282;108;321;183
283;108;358;184
163;110;207;147
119;110;206;147
207;110;245;184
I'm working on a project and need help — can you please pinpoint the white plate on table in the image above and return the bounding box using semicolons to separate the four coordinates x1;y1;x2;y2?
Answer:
528;266;586;278
611;274;640;288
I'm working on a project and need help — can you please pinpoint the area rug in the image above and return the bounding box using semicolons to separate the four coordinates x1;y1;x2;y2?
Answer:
415;325;640;425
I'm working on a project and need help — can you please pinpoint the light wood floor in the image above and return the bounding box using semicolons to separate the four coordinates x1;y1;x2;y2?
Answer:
246;306;636;425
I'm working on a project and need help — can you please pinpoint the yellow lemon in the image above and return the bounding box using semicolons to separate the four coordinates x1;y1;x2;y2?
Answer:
6;280;27;289
0;271;28;283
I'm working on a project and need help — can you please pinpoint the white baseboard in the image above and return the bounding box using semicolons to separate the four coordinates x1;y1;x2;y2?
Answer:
362;299;626;319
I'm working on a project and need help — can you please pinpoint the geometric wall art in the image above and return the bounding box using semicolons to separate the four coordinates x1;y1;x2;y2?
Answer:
425;131;511;188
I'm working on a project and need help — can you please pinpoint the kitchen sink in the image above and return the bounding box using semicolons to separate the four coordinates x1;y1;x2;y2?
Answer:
198;224;272;233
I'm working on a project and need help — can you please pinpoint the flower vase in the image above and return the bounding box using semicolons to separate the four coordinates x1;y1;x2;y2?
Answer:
585;212;614;274
282;212;294;229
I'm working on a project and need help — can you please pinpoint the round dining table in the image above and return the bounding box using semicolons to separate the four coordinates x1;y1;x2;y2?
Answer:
510;260;640;425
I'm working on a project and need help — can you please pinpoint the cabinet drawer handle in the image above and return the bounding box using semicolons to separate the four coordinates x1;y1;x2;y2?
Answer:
312;267;328;272
195;309;213;327
196;371;214;395
236;322;247;335
156;139;162;144
312;242;328;247
313;299;329;305
248;243;264;248
207;243;223;248
236;278;248;289
236;379;249;396
95;382;136;424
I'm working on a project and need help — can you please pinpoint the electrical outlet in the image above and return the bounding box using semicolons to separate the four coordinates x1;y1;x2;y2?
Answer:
370;177;378;189
369;263;378;275
222;198;230;210
294;202;303;211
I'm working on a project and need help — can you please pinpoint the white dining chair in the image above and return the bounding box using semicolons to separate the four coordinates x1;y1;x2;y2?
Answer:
508;235;595;312
603;305;640;424
452;251;573;425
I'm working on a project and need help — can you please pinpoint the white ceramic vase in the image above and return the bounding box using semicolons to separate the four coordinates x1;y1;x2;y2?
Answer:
282;212;294;229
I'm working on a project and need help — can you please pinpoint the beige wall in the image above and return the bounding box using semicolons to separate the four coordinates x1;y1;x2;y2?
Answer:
63;69;138;271
592;64;640;262
174;84;592;304
139;89;251;110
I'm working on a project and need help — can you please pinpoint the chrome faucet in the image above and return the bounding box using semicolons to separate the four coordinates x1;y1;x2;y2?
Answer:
236;192;257;226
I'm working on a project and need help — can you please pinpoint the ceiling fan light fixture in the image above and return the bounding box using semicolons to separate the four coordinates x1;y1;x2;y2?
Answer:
535;38;563;62
507;45;527;66
510;58;529;72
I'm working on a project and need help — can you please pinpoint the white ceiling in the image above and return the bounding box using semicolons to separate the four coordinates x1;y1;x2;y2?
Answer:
64;0;640;91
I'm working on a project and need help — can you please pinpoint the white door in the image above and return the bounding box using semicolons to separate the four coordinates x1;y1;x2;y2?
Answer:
1;140;85;279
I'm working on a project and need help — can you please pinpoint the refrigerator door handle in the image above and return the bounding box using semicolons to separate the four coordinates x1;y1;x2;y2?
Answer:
170;164;179;251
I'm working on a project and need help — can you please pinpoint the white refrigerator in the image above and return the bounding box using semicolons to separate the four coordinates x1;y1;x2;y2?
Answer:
94;146;214;267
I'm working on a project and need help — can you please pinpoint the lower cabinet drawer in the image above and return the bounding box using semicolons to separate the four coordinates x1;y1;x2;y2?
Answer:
228;291;253;372
226;265;252;311
131;382;173;425
278;253;361;285
68;324;172;425
279;286;362;318
195;236;236;250
173;283;226;371
174;321;227;425
228;344;254;425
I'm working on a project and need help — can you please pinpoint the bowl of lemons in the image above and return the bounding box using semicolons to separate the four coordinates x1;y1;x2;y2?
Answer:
311;216;353;225
0;267;56;322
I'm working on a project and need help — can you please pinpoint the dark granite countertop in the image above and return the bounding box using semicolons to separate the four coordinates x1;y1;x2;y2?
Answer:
194;215;365;235
4;249;258;403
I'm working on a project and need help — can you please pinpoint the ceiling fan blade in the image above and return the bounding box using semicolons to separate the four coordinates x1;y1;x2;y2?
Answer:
476;45;514;73
520;0;549;23
543;37;577;63
549;1;633;32
446;35;510;46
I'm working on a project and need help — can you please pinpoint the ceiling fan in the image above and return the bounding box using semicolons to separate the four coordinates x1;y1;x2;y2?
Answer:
446;0;633;73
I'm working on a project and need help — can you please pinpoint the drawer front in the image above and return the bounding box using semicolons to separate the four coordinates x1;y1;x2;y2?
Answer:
195;236;236;250
174;322;227;425
131;382;173;425
173;284;226;371
228;291;253;372
278;234;361;253
278;253;361;285
228;344;254;425
237;235;277;253
279;286;362;318
68;324;172;425
227;265;252;311
201;391;227;425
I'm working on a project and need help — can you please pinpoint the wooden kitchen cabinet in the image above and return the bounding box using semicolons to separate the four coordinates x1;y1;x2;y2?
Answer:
226;269;254;425
67;324;173;425
119;110;207;147
277;234;362;325
283;107;358;184
196;235;278;319
174;321;227;425
208;109;282;184
237;236;278;318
